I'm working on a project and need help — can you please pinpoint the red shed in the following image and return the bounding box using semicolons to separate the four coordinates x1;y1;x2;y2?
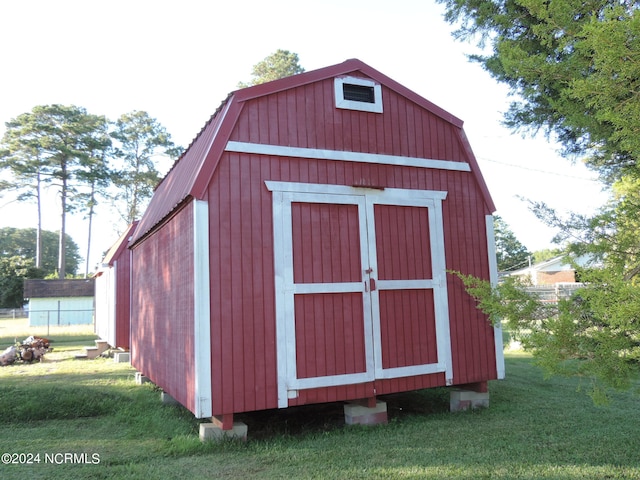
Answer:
94;221;137;351
129;59;504;432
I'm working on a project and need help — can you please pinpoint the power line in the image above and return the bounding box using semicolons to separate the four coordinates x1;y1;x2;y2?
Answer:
477;156;600;182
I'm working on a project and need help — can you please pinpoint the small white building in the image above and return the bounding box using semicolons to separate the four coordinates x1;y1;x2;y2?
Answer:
23;279;94;327
93;221;137;350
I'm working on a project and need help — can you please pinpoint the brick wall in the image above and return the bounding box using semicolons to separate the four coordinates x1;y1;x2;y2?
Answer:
536;270;576;285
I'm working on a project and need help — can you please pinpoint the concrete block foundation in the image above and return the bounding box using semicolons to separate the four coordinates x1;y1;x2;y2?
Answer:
344;401;388;425
134;372;151;385
114;351;130;363
450;389;490;412
200;422;248;442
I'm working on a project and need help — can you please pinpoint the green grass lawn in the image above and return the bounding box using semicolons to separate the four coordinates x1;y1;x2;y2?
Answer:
1;318;639;479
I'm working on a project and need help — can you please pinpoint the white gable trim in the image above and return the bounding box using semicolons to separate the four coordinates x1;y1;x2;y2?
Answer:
193;200;212;418
486;215;505;380
226;141;471;172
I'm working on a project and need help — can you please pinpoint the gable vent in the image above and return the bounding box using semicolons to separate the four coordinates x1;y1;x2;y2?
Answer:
343;83;375;103
334;76;383;113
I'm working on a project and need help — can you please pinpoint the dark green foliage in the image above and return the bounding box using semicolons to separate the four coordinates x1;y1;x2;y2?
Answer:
0;227;81;276
0;227;80;307
438;0;640;182
237;49;305;88
493;215;531;271
439;0;640;403
0;256;42;308
109;111;181;225
1;106;179;279
454;270;640;403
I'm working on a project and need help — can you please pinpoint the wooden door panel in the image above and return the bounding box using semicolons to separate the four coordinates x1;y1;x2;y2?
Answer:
372;202;444;376
374;205;432;281
291;202;362;284
378;289;438;369
294;292;367;378
289;199;371;389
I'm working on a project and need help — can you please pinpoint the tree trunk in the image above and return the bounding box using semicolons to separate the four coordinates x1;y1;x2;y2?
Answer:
58;165;67;279
84;183;95;278
35;170;42;269
129;180;139;225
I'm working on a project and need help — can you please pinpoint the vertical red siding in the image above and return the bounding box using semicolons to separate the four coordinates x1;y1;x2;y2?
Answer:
223;78;495;408
379;289;438;369
207;152;496;413
290;202;367;380
131;204;196;414
229;77;468;162
208;153;280;415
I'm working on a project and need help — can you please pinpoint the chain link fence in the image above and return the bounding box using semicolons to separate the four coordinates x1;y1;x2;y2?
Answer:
523;283;584;303
0;308;27;319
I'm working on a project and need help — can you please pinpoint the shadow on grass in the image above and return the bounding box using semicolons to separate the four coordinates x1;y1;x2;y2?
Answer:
235;388;451;440
0;383;124;422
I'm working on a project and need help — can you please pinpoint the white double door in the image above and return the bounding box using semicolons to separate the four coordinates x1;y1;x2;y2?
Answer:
267;182;453;407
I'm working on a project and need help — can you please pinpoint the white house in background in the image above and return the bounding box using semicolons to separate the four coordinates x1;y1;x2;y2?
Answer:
505;254;596;286
23;279;94;327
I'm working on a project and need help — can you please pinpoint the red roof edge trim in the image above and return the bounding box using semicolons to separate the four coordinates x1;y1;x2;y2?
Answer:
128;195;193;249
155;93;234;191
458;128;496;213
234;58;464;128
102;221;139;266
130;98;237;246
190;99;245;200
354;61;464;128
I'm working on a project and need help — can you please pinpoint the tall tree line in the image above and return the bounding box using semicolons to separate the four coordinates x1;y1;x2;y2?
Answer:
0;106;181;278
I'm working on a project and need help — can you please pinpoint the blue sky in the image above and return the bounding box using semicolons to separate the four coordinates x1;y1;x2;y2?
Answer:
0;0;609;272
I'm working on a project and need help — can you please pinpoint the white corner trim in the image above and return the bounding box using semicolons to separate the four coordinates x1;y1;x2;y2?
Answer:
486;214;505;380
193;200;213;417
226;141;471;172
334;76;383;113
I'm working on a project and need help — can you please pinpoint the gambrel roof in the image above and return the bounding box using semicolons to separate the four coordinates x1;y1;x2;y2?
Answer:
130;59;495;246
101;221;138;267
